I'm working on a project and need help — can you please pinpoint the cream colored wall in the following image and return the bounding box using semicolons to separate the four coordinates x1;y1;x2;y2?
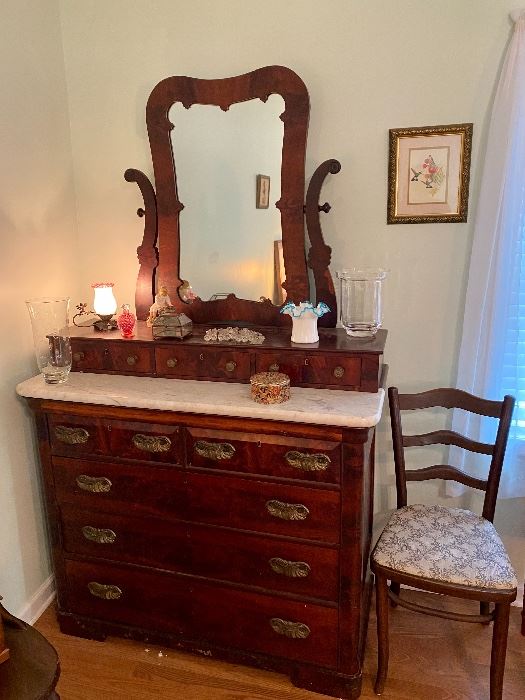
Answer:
58;0;524;591
0;1;79;616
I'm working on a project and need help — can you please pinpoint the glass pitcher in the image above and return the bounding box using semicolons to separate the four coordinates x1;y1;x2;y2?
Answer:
26;297;72;383
337;269;387;337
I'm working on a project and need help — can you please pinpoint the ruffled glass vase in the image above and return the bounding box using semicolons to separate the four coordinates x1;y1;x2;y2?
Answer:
280;301;330;343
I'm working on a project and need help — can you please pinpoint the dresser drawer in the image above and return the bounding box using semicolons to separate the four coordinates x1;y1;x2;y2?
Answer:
156;346;251;381
63;559;189;634
255;351;304;384
186;427;340;484
53;457;186;519
71;340;154;374
303;355;361;389
60;505;190;571
187;473;340;544
191;581;338;668
48;414;182;465
189;525;339;601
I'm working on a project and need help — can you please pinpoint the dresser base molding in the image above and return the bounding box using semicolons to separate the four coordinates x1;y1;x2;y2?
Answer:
56;610;363;699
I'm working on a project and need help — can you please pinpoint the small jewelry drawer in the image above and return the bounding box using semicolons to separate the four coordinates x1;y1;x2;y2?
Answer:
53;457;186;519
255;351;304;384
155;346;251;381
186;427;341;484
60;505;190;572
63;559;190;635
71;340;153;375
189;525;339;601
187;472;340;544
303;355;361;389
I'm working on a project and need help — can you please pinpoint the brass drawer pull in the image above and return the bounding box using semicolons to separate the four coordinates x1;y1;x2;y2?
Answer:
73;351;85;362
266;500;309;521
88;582;122;600
269;363;280;372
127;354;139;366
225;360;237;372
82;526;117;544
54;425;89;445
270;617;310;639
166;358;178;368
194;440;235;460
333;365;345;378
76;475;112;493
132;433;171;453
285;450;331;472
269;557;311;578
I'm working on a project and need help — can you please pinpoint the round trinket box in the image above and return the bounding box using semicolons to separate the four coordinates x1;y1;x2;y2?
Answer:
250;372;291;404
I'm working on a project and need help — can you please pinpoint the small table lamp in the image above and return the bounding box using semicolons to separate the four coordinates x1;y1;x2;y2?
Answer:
92;282;117;331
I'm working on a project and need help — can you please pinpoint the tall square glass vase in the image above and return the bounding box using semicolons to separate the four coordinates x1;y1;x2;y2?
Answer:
26;297;72;384
337;269;387;337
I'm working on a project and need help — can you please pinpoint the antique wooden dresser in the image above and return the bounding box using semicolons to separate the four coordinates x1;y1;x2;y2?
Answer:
18;65;388;698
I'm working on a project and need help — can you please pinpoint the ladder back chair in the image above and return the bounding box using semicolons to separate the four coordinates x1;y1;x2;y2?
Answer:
371;387;517;699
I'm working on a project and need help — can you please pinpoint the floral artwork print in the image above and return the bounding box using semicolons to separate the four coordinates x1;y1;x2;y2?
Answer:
407;147;449;204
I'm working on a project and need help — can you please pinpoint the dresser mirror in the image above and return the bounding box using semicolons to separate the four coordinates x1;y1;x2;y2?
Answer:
126;65;339;327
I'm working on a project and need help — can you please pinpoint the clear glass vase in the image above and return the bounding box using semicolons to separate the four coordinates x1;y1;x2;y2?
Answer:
337;269;387;337
26;297;72;384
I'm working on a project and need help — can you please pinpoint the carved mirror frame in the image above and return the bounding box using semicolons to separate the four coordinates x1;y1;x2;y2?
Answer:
126;66;338;327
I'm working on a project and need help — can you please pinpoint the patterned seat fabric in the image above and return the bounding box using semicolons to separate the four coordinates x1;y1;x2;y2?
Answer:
372;504;517;590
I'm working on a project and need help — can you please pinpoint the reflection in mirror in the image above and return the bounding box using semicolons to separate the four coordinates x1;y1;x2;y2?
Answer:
170;94;285;305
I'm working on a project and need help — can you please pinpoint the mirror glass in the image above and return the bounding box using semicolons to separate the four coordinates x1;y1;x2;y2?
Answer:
170;94;285;305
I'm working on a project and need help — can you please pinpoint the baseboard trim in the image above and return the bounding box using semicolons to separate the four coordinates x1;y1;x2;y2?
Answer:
18;575;56;624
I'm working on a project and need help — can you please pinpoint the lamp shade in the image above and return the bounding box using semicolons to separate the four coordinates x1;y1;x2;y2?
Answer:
92;283;117;317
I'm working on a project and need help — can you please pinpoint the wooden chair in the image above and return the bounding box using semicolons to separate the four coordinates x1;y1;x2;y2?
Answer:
371;387;517;700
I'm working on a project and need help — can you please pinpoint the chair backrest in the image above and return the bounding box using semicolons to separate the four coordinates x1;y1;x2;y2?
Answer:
388;387;515;522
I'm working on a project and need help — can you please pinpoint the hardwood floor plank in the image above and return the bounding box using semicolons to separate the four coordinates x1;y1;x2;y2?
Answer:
35;591;525;699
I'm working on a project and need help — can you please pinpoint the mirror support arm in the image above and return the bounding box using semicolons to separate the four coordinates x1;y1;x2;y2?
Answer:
124;168;159;320
305;159;341;328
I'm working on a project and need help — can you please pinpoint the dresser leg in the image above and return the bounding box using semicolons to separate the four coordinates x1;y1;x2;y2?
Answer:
291;665;362;700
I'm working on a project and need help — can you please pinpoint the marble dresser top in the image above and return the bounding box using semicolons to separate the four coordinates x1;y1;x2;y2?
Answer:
16;373;384;428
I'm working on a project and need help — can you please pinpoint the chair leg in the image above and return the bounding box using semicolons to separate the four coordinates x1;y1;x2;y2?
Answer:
389;581;400;607
374;572;390;695
490;602;511;700
480;601;491;624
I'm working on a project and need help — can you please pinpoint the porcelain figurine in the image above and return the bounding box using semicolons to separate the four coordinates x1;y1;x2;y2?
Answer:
147;285;172;326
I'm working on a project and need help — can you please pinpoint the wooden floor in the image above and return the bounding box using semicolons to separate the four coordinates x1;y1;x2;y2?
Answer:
35;592;525;700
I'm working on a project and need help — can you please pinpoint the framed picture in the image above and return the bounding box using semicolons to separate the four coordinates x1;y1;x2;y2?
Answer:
256;174;270;209
387;123;473;224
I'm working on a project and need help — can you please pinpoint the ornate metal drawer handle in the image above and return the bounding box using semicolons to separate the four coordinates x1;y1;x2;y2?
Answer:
333;365;345;378
266;500;309;521
132;433;171;453
270;617;310;639
82;526;117;544
73;351;85;362
194;440;235;460
284;450;331;472
88;582;122;600
76;475;112;493
166;357;178;368
269;557;311;578
127;354;139;366
269;363;280;372
225;360;237;372
54;425;89;445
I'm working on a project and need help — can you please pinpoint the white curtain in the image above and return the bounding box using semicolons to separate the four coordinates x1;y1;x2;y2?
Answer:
449;10;525;499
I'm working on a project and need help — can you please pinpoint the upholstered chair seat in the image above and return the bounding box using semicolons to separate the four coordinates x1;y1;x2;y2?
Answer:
372;504;517;591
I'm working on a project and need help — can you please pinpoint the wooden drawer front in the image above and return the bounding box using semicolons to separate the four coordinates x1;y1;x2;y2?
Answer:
191;581;338;668
255;351;304;384
190;526;339;601
107;420;182;465
303;355;361;388
187;473;340;544
49;414;107;458
156;346;251;381
60;505;190;572
187;427;340;484
63;559;189;634
71;341;153;374
53;457;186;519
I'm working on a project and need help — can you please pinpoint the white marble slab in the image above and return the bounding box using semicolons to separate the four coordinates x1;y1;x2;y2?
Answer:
16;373;384;428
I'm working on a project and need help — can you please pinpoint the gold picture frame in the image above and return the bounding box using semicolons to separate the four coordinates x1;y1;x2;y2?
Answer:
387;123;473;224
256;174;270;209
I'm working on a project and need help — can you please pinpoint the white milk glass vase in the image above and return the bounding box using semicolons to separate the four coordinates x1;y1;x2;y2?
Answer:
337;269;387;337
26;297;72;384
280;301;330;343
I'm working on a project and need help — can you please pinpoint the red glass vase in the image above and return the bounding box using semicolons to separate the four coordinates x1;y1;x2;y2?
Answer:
116;304;136;338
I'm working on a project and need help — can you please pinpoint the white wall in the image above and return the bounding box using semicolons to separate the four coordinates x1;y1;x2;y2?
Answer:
0;0;79;616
